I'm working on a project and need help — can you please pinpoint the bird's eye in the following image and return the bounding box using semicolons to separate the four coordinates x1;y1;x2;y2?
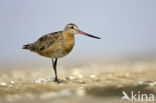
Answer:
71;26;74;29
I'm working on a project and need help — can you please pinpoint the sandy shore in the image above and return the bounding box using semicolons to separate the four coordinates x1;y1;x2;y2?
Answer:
0;60;156;103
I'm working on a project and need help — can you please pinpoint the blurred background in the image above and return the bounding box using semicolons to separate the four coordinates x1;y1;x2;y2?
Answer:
0;0;156;67
0;1;156;103
0;0;156;68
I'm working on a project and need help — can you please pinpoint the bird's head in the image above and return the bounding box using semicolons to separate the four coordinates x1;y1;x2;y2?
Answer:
64;23;79;34
64;23;101;39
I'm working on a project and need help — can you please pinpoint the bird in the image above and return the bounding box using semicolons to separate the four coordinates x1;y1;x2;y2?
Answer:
23;23;101;83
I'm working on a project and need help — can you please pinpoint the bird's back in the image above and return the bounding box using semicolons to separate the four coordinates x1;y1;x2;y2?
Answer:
23;31;62;52
23;31;75;58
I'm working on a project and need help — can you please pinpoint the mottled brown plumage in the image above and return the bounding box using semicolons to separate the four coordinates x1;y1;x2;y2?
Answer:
24;31;74;58
23;23;101;82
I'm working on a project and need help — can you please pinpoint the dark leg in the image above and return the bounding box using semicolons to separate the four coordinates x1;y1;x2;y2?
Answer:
52;58;59;83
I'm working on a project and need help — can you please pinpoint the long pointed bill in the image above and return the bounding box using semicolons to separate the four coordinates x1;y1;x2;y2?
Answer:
78;30;101;39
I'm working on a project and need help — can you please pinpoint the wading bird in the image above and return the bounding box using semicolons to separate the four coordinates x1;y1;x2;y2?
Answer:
23;23;101;83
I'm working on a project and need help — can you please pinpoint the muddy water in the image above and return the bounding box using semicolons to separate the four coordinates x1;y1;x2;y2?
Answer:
0;60;156;103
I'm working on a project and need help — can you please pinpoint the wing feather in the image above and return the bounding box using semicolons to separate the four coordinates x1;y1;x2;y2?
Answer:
24;31;62;51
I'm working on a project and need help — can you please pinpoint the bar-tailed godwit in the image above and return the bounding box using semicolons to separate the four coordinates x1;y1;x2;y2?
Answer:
23;23;101;83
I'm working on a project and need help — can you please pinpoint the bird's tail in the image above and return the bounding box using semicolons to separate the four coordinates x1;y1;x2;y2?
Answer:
22;44;30;49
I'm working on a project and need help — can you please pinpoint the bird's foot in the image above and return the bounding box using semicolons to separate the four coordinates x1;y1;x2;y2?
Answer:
54;78;60;83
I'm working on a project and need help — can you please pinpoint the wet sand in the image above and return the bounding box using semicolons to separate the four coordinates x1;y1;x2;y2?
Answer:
0;60;156;103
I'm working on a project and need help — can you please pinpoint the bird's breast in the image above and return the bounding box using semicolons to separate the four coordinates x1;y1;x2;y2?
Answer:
62;34;75;54
36;34;75;58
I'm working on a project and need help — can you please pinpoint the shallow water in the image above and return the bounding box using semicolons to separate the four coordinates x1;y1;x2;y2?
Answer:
0;60;156;103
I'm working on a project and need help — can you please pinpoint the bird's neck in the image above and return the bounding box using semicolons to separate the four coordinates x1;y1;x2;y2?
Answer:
63;32;75;41
62;32;75;53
